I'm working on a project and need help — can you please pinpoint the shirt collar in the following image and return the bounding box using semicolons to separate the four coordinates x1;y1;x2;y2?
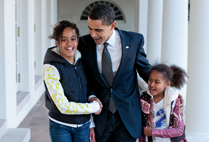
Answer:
106;29;116;47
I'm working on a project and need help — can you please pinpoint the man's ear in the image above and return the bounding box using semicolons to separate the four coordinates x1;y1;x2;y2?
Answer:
111;22;117;30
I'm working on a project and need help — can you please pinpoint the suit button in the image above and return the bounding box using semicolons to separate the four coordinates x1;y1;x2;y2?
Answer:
110;88;113;93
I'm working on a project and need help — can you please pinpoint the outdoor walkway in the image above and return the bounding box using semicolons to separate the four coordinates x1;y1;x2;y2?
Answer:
18;95;51;142
17;95;138;142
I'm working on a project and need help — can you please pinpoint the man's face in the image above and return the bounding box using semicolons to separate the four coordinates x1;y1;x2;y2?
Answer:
88;17;116;45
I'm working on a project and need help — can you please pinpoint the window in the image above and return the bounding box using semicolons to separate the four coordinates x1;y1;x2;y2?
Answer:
80;1;125;22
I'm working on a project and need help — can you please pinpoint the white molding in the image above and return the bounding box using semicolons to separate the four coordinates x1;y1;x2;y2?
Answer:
16;92;30;115
0;120;7;139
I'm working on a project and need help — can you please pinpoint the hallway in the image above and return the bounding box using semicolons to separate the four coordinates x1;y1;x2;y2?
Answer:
18;95;51;142
18;95;140;142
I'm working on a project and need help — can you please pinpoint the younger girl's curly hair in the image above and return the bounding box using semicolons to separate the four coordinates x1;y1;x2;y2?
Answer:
48;20;80;43
150;64;188;89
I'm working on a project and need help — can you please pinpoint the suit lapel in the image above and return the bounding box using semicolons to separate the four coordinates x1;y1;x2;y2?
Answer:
86;29;131;88
87;40;109;87
113;28;130;86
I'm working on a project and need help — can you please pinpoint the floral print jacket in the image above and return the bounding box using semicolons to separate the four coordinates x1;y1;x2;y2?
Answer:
139;87;187;142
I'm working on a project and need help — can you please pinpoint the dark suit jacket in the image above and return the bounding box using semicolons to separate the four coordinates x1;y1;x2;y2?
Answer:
78;28;151;139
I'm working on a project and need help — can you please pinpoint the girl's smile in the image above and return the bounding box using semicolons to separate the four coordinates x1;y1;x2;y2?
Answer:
148;70;170;103
56;27;78;64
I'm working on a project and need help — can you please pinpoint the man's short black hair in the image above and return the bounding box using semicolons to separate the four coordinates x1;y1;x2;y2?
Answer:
88;4;115;26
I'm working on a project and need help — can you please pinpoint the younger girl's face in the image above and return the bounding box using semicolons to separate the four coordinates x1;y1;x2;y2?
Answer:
148;70;170;97
56;27;78;62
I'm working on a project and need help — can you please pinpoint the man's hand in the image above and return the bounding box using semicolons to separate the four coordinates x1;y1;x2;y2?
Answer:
178;94;184;115
143;127;152;136
90;97;103;115
89;128;96;142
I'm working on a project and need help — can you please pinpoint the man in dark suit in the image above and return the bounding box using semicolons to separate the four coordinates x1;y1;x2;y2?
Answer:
78;4;151;142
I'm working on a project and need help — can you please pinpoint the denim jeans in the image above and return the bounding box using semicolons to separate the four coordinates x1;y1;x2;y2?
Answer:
49;119;90;142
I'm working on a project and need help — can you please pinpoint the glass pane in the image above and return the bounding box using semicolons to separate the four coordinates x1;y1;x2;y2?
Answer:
80;16;88;20
83;10;89;16
105;2;110;5
90;3;94;8
114;7;119;11
86;6;91;12
115;11;122;16
110;4;114;8
115;16;123;20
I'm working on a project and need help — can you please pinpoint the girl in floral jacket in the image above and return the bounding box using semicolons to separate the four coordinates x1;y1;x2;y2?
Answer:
139;64;188;142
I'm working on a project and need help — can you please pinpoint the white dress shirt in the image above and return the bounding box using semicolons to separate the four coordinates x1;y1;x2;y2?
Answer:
88;29;122;107
96;29;122;73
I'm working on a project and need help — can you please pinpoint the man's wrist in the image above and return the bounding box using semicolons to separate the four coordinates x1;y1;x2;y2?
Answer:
88;95;97;101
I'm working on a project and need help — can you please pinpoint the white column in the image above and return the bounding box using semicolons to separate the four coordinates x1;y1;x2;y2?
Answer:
3;0;17;127
135;0;149;89
51;0;57;25
50;0;57;46
35;0;43;76
42;0;47;58
136;0;148;52
46;0;51;48
20;0;30;91
0;0;6;120
35;0;51;75
161;0;188;100
186;0;209;141
27;0;35;92
146;0;163;64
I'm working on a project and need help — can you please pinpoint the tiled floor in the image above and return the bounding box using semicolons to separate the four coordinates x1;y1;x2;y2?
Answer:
18;95;51;142
18;95;139;142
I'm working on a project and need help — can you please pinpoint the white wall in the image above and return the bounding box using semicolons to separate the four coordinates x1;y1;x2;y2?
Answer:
0;0;57;129
58;0;137;35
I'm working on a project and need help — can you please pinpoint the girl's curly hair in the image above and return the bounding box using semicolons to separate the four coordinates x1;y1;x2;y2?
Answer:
150;64;188;89
48;20;80;43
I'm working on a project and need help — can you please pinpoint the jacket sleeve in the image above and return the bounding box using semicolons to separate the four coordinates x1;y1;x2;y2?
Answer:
42;64;100;115
152;98;184;138
135;34;152;83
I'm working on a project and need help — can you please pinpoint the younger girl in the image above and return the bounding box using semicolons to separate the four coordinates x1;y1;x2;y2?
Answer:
42;20;101;142
140;64;187;142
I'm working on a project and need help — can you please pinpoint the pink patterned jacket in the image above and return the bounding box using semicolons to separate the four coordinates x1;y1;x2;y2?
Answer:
139;91;187;142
